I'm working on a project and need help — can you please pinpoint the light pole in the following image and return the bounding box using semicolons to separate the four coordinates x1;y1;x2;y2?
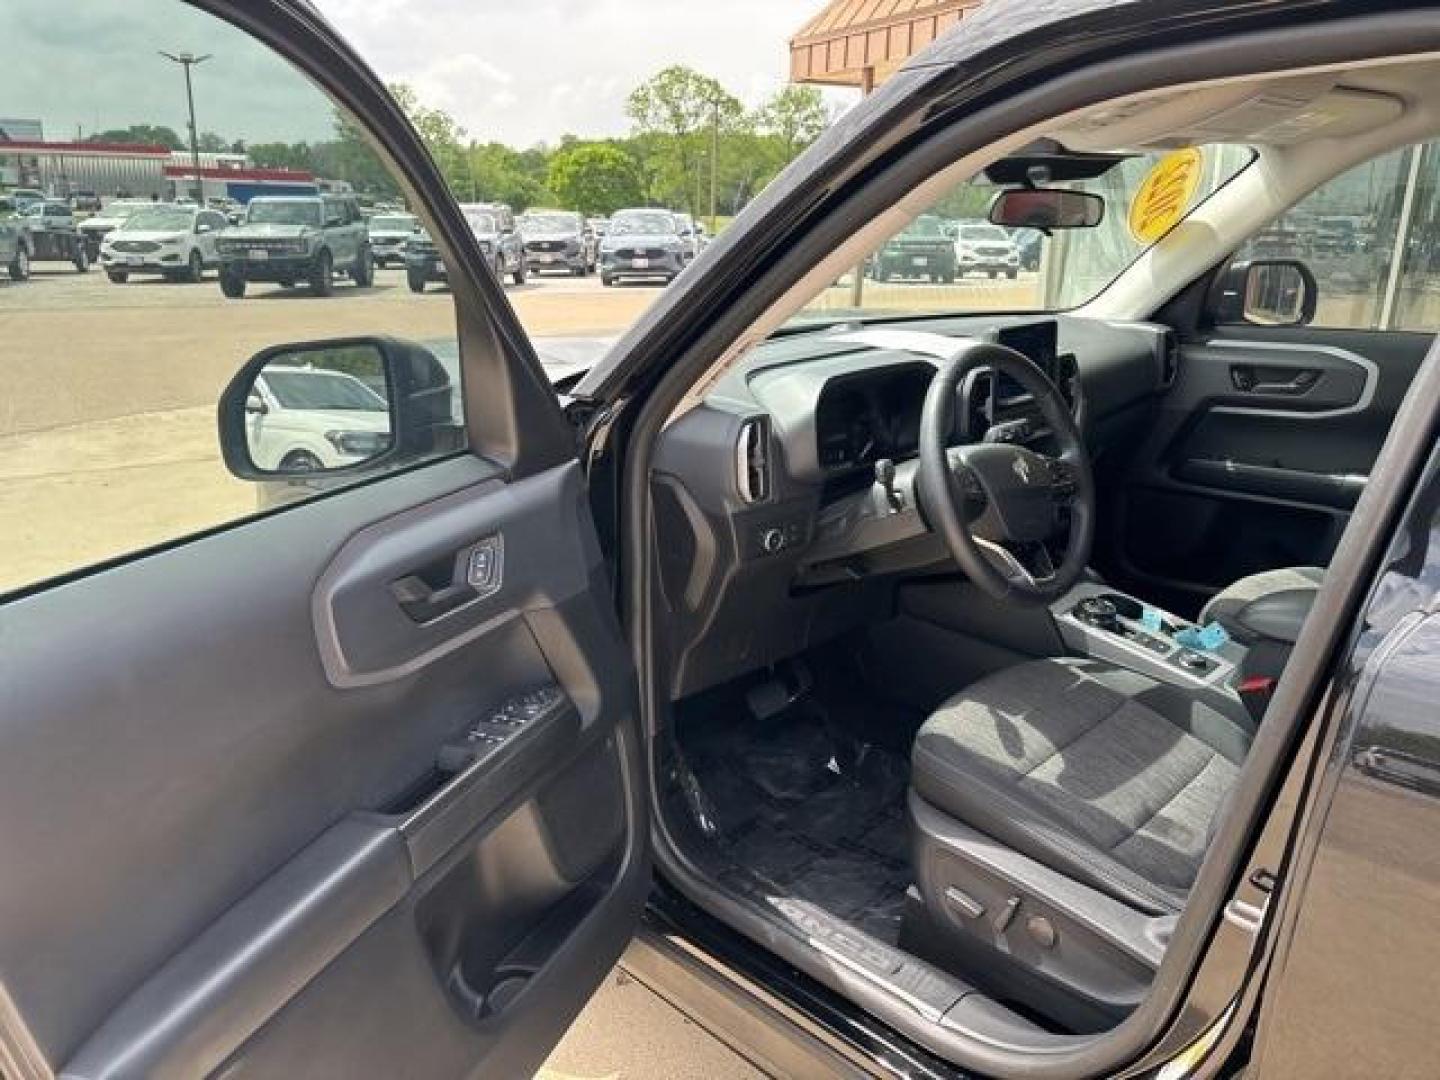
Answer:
159;51;212;203
709;96;720;234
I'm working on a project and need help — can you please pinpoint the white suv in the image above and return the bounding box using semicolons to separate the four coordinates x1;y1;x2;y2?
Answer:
101;204;228;283
246;366;393;473
954;222;1021;279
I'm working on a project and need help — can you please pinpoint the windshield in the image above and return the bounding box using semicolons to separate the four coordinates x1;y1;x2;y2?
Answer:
465;212;497;234
121;208;194;232
246;200;321;226
521;213;580;233
960;225;1008;242
794;144;1254;324
370;215;416;232
610;212;675;235
263;371;387;411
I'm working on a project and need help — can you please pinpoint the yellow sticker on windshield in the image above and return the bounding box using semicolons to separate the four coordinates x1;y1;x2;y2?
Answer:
1128;148;1204;244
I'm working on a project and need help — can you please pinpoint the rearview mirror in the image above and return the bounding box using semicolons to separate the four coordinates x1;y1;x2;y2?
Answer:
1214;258;1318;327
988;188;1104;230
217;336;461;482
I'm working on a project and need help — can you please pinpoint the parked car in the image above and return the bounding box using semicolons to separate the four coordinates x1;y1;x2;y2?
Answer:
77;199;153;258
518;209;595;276
22;200;75;231
366;211;419;267
407;207;526;292
671;212;701;261
869;212;957;281
1015;227;1043;271
0;212;33;281
67;190;101;213
20;4;1440;1080
11;200;89;272
245;365;393;473
403;227;445;292
215;194;373;297
599;207;687;285
100;204;228;283
7;187;45;213
954;220;1021;278
459;202;525;284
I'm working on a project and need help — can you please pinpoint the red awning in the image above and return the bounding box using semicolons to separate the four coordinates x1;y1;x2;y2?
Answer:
790;0;981;89
162;164;314;182
0;139;172;156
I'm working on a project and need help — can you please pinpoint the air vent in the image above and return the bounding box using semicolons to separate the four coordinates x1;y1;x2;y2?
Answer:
1159;330;1180;388
735;416;772;504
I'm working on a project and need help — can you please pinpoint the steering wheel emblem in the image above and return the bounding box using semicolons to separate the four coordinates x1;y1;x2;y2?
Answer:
1012;455;1033;485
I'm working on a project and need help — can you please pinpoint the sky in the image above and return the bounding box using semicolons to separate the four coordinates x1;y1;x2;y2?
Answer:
311;0;855;146
1;0;854;150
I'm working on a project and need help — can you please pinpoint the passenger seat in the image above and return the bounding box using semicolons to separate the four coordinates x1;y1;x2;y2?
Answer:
1200;566;1324;646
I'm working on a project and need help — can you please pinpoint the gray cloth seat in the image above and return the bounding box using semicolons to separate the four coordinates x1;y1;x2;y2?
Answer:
911;657;1250;915
1200;566;1324;645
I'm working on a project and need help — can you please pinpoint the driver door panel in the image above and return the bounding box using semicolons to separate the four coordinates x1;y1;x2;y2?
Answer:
5;456;641;1080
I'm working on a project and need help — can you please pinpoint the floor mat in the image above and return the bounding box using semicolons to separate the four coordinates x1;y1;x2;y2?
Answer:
680;691;916;944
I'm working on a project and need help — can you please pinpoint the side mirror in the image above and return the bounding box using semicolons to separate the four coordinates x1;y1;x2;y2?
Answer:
988;188;1104;230
245;390;267;415
1214;258;1318;327
217;336;460;481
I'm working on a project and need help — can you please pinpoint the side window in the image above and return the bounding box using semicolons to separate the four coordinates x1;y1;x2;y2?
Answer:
1231;142;1440;331
0;1;466;596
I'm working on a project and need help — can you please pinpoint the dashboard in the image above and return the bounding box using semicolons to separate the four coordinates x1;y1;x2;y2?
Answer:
649;312;1178;699
807;320;1075;475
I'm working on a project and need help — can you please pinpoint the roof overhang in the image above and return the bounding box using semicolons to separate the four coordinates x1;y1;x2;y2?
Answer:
789;0;982;89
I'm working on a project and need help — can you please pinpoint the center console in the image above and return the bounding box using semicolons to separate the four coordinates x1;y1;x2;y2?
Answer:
1051;582;1250;725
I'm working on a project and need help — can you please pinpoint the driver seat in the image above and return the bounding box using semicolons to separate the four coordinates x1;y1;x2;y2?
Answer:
905;657;1250;1027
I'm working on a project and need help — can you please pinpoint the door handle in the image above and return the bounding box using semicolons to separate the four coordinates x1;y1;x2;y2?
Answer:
389;535;503;624
390;573;476;624
1230;365;1320;395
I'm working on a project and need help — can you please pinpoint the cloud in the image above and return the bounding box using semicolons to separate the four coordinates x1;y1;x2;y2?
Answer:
311;0;858;147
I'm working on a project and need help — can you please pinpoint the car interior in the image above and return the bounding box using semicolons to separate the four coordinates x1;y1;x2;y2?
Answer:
643;53;1440;1044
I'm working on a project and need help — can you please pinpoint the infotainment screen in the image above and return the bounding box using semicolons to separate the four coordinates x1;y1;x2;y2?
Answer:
993;321;1059;401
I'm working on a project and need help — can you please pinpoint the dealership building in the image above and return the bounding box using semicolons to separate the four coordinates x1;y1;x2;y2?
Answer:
0;139;315;202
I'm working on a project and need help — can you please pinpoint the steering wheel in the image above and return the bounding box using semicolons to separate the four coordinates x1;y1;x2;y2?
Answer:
917;341;1095;604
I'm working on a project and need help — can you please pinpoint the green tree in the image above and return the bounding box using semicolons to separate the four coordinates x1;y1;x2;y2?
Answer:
89;125;184;149
756;85;828;160
389;82;470;195
547;142;644;214
626;66;744;215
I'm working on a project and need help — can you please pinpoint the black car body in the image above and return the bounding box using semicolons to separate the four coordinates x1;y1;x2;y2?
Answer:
519;209;595;276
599;207;686;285
216;194;373;297
9;3;1440;1080
869;213;957;282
